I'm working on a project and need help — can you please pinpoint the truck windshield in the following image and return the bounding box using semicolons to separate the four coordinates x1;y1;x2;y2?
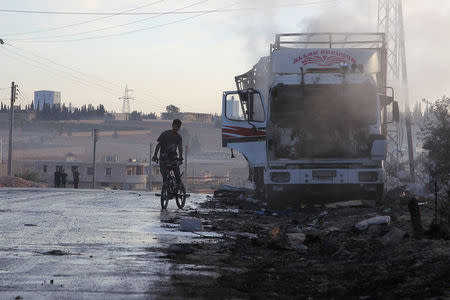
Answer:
270;84;378;158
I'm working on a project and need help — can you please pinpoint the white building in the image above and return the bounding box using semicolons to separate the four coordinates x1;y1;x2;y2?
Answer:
34;90;61;110
226;95;240;119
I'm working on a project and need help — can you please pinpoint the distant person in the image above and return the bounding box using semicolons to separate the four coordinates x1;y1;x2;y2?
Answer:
73;167;80;189
61;169;68;188
152;119;183;188
54;168;61;188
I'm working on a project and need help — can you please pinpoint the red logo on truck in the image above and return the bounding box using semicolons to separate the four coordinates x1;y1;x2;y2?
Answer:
293;50;357;66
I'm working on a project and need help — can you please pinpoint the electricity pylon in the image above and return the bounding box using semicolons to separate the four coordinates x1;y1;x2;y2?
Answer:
378;0;415;182
119;85;134;114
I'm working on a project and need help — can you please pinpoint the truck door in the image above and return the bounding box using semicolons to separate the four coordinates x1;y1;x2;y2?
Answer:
222;89;267;167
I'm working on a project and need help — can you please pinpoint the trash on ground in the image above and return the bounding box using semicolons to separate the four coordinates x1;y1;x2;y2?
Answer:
355;216;391;231
179;217;203;231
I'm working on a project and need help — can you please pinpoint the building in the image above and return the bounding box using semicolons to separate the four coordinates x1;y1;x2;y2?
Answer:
0;112;35;122
105;113;129;121
29;160;161;190
226;95;240;119
160;112;213;122
34;90;61;110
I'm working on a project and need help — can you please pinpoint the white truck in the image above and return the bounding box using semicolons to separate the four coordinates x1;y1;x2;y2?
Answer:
221;33;399;204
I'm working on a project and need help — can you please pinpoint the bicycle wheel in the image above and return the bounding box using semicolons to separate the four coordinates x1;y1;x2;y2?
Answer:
175;183;186;209
160;184;169;209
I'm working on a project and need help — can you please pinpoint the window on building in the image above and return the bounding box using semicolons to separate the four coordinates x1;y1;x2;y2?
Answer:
43;165;47;173
87;167;94;175
136;166;143;175
106;168;112;176
126;167;133;176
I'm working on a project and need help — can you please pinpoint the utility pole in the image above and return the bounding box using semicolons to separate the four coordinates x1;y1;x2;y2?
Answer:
92;129;99;189
398;0;415;182
7;82;17;176
378;0;415;182
422;98;432;120
148;143;153;191
184;145;188;193
118;85;134;114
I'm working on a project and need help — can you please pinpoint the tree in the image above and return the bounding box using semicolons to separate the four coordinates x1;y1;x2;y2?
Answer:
421;96;450;184
144;112;158;119
129;111;142;121
166;105;180;114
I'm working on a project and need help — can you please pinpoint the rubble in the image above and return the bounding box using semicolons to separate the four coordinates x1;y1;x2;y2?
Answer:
168;244;195;255
0;176;46;188
355;215;391;231
179;217;203;231
380;227;407;245
164;188;450;299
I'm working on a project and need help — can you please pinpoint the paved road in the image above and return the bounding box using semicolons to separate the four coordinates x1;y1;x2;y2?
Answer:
0;188;213;299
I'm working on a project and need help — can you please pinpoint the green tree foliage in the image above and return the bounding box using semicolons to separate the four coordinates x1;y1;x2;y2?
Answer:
129;111;143;121
144;112;158;119
35;103;107;121
15;171;40;183
166;104;180;114
162;104;181;120
421;96;450;184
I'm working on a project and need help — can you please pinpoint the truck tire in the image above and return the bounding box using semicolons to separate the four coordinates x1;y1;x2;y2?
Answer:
253;167;265;200
375;184;385;205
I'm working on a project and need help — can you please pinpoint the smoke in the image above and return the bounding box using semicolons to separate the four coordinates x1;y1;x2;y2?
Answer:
296;0;450;104
299;0;373;32
226;0;282;62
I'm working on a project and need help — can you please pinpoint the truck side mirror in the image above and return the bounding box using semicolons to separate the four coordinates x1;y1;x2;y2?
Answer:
393;101;399;122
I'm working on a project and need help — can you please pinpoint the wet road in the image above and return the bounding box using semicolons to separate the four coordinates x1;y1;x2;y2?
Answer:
0;188;214;299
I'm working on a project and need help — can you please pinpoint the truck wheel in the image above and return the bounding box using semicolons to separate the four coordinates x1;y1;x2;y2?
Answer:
253;167;265;200
375;184;385;205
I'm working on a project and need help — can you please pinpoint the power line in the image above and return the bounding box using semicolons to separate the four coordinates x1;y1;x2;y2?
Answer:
1;43;179;112
0;47;130;105
8;0;210;42
1;0;169;37
4;1;337;42
0;1;337;16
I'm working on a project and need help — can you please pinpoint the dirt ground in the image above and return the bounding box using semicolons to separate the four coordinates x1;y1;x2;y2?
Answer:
158;188;450;299
0;176;46;188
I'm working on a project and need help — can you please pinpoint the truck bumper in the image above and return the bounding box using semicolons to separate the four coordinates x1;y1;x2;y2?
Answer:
264;168;385;185
263;168;385;203
264;183;384;203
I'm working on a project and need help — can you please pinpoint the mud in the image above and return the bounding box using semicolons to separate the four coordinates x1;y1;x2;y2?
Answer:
161;190;450;299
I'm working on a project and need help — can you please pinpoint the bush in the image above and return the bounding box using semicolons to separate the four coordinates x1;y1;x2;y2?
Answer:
421;96;450;185
15;171;40;183
421;96;450;237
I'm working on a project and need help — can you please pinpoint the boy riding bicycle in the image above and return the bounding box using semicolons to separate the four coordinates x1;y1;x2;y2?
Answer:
152;119;183;189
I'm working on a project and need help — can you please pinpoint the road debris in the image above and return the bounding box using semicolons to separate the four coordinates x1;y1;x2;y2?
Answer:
41;250;71;256
0;176;46;188
355;215;391;231
163;187;450;298
179;217;203;231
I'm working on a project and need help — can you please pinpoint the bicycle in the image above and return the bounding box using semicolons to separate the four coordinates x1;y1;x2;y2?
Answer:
156;160;188;209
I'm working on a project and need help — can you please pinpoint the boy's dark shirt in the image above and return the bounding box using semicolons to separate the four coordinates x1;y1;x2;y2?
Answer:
157;130;182;161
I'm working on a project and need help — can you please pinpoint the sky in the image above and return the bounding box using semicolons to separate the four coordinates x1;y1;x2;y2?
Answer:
0;0;449;115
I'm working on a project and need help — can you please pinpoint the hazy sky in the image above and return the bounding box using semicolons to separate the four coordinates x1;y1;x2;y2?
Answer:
0;0;449;114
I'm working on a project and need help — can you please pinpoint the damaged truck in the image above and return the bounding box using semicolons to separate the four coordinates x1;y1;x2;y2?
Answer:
221;33;399;204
